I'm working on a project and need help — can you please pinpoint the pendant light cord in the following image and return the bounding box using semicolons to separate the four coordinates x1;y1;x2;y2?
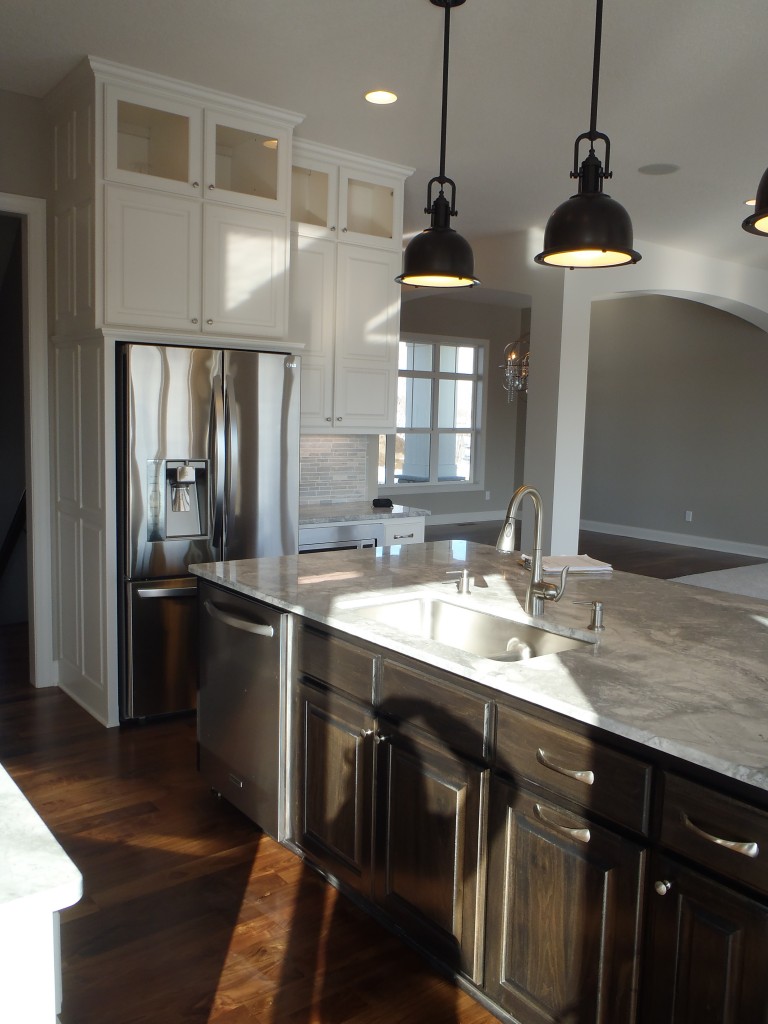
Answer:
588;0;603;143
438;3;451;183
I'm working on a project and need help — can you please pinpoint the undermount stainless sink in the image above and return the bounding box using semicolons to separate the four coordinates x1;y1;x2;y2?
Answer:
344;596;591;661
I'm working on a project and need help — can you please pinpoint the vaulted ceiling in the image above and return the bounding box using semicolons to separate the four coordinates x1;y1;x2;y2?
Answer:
4;0;768;271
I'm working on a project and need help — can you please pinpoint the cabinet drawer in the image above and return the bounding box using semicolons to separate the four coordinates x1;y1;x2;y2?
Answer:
660;772;768;896
297;624;376;704
382;518;424;546
495;705;652;834
380;659;492;761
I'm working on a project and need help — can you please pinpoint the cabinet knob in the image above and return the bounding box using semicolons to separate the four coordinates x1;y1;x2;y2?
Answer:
342;226;348;232
330;225;336;232
374;733;390;745
325;416;332;422
654;879;673;896
359;728;374;739
191;318;199;325
208;184;215;190
191;181;200;189
336;416;342;422
206;319;214;325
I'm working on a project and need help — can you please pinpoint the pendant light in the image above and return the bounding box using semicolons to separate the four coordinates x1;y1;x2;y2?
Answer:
396;0;479;288
535;0;641;269
742;167;768;235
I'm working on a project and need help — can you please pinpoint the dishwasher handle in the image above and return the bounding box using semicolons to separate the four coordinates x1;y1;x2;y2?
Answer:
204;599;275;638
136;585;198;599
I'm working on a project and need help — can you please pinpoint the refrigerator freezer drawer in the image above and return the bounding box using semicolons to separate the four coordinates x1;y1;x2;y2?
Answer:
124;578;198;719
197;581;287;839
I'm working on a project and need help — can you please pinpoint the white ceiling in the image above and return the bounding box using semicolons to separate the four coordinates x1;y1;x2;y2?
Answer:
4;0;768;272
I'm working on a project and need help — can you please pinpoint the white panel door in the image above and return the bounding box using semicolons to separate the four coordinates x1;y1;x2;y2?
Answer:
202;204;288;338
104;184;202;331
289;234;335;427
334;245;400;431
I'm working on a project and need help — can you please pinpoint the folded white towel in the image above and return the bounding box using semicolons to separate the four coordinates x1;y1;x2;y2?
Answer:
520;553;613;575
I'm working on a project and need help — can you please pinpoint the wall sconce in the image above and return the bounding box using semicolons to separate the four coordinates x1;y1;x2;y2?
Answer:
502;340;529;403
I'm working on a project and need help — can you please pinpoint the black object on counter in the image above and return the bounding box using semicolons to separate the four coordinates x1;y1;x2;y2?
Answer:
372;498;394;509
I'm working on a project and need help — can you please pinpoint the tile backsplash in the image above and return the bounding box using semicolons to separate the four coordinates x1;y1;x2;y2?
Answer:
299;435;369;505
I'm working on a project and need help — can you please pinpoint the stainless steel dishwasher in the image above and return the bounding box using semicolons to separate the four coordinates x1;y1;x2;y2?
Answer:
197;580;288;839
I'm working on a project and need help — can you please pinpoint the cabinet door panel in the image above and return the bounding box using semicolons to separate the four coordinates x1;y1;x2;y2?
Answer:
375;727;486;982
333;246;399;431
203;205;288;338
294;681;373;894
105;184;201;330
641;854;768;1023
486;780;644;1024
290;234;335;426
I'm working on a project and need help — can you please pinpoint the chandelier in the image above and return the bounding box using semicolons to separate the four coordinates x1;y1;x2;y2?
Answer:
502;340;529;403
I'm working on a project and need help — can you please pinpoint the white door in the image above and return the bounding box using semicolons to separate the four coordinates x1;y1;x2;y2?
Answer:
202;204;288;338
104;184;202;331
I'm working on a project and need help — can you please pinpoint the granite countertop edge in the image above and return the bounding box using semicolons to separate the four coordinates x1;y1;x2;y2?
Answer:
299;502;430;526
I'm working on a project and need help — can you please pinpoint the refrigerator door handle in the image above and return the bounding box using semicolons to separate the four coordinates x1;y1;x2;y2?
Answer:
210;374;225;548
203;599;275;638
136;585;198;599
224;373;239;550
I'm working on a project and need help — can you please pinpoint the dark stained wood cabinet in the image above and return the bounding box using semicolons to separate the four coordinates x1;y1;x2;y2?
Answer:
485;778;645;1024
288;616;768;1024
374;720;487;982
293;679;374;894
641;854;768;1023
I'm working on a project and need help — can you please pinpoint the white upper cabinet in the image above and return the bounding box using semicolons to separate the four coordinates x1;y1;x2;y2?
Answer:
105;83;294;213
291;141;406;251
48;57;303;342
289;140;413;433
104;84;203;197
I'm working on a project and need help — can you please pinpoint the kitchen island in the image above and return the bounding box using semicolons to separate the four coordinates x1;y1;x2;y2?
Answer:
191;541;768;1024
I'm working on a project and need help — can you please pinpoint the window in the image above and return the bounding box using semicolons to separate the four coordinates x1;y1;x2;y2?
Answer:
378;335;486;488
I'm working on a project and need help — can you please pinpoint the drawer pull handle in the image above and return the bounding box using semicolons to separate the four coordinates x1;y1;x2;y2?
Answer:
536;748;595;786
682;813;759;859
534;803;591;844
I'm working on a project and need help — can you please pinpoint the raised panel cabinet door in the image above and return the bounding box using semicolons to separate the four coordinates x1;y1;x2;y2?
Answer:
293;681;374;895
104;184;202;331
485;780;645;1024
641;854;768;1024
333;245;400;431
289;234;335;427
202;204;288;338
374;725;486;982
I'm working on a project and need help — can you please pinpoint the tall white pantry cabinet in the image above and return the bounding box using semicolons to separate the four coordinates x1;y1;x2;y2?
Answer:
44;57;410;725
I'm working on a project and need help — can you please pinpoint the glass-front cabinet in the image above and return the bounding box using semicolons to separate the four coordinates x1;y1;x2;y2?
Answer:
291;140;404;250
104;83;293;213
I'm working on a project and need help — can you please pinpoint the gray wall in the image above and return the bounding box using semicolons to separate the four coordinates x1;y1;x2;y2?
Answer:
582;294;768;548
0;90;49;199
394;296;525;520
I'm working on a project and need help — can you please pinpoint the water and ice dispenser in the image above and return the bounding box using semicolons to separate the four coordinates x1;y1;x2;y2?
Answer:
146;459;209;540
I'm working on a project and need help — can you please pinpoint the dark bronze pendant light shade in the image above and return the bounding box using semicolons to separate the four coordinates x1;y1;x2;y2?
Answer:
742;166;768;235
396;0;479;288
535;0;640;269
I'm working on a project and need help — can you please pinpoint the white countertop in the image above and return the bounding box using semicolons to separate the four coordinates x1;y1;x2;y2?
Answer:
0;763;82;916
299;502;430;525
191;541;768;795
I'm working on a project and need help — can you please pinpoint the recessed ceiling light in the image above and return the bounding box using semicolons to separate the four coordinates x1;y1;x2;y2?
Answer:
262;138;278;150
637;163;680;175
365;90;397;105
745;197;757;207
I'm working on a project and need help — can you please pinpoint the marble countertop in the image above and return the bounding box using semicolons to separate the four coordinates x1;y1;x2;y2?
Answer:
191;541;768;795
299;502;430;525
0;763;82;915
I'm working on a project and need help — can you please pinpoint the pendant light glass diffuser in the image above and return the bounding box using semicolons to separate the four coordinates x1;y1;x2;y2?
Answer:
397;0;479;288
742;166;768;235
535;0;640;269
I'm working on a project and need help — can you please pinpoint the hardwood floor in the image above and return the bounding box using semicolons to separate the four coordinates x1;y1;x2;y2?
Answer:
0;625;497;1024
2;530;764;1023
425;523;767;579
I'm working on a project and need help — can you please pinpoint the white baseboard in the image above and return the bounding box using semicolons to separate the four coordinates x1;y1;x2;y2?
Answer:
425;510;507;527
580;520;768;560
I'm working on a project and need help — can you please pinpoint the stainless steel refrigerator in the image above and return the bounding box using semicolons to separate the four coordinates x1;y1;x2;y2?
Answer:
118;342;300;720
